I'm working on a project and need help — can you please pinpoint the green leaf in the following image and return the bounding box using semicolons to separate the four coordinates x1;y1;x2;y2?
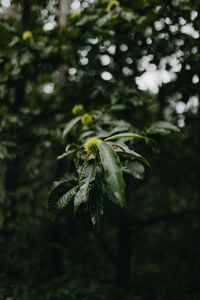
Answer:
78;130;94;141
50;173;77;192
147;127;171;135
96;165;120;206
0;144;9;159
124;161;145;180
77;15;98;26
147;121;180;135
111;142;151;168
89;189;103;226
104;132;156;143
98;143;126;207
57;149;77;160
121;11;136;22
74;162;96;213
62;116;81;138
97;126;130;139
110;104;127;111
48;178;77;215
96;13;112;27
57;185;78;209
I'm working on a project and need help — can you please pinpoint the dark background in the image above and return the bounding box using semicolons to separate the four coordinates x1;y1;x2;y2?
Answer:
0;0;200;299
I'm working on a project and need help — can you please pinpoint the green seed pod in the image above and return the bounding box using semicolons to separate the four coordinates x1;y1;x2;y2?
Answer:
106;0;120;11
72;104;84;115
71;12;81;19
22;31;33;40
84;137;103;152
81;113;94;127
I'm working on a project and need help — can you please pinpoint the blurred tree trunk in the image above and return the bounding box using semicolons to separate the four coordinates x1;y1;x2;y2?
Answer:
58;0;72;26
21;0;31;31
14;0;31;112
44;0;73;278
57;0;72;87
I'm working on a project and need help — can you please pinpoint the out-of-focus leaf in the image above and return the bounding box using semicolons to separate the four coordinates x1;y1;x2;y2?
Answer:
123;161;145;180
96;13;112;27
121;11;136;22
113;142;151;169
110;104;127;111
78;130;94;141
147;121;180;135
77;15;98;26
104;132;156;143
0;144;9;159
62;117;81;138
57;150;76;160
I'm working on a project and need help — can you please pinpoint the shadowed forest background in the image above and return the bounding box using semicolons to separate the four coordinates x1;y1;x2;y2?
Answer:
0;0;200;299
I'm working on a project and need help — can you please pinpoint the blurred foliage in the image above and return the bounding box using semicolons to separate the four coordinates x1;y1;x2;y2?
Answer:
0;0;200;299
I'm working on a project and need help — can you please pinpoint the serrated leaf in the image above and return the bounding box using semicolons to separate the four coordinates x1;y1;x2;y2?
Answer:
48;178;77;215
118;149;151;168
62;116;81;138
50;173;77;192
124;161;145;180
74;162;96;213
104;132;155;143
98;143;126;207
96;165;120;206
57;185;78;209
111;142;151;168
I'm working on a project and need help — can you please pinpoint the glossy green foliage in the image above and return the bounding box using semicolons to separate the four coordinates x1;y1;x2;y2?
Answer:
147;121;180;135
48;174;78;214
74;162;96;212
49;98;164;224
99;142;126;207
50;118;154;223
62;116;82;138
